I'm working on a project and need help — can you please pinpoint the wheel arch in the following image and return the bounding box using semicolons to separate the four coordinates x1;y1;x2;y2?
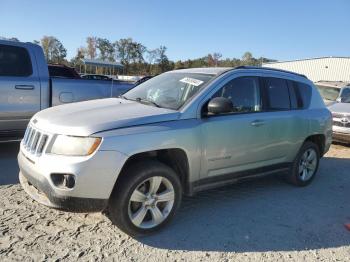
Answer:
304;134;326;156
110;148;192;198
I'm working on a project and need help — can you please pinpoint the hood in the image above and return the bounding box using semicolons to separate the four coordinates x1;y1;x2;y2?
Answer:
33;98;180;136
327;102;350;114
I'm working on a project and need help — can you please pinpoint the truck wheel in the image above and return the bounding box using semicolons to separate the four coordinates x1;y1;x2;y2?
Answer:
287;141;320;186
108;160;182;236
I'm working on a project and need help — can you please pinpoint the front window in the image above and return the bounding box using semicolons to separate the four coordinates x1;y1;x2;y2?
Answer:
212;76;261;113
123;72;214;110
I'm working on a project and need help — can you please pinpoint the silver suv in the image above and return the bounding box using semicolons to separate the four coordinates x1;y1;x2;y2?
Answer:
18;67;332;236
315;81;350;143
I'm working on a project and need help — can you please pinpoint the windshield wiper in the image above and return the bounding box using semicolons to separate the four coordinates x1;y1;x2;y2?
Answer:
135;97;161;108
118;95;129;100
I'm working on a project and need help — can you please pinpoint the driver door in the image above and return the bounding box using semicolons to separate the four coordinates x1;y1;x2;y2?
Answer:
200;76;272;179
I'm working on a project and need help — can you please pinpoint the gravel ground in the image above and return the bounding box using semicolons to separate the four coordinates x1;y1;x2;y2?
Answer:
0;142;350;261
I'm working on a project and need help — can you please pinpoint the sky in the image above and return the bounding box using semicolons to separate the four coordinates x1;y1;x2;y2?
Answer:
1;0;349;62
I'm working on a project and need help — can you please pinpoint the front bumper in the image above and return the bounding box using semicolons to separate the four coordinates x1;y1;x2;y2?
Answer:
332;132;350;143
19;171;107;212
332;125;350;143
18;143;128;212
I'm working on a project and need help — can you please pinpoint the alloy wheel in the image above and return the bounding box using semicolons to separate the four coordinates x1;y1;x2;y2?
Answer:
128;176;175;229
298;148;318;181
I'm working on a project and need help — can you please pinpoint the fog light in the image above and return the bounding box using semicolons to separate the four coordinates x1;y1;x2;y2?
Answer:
51;173;75;189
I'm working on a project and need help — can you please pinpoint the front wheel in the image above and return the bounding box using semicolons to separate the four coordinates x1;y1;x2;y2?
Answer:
108;160;182;236
287;141;320;186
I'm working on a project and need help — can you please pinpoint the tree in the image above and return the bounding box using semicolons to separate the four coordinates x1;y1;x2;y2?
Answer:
242;51;253;64
96;38;114;61
86;37;97;59
0;36;19;41
174;60;185;69
115;38;131;65
207;54;215;67
40;36;67;64
156;46;170;73
70;47;86;67
212;52;222;66
115;38;147;74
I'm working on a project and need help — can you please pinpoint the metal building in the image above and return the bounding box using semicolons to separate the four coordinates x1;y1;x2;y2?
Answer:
263;57;350;82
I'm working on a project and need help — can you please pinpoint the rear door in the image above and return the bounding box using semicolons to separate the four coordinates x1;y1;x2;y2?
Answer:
0;43;41;135
259;76;298;162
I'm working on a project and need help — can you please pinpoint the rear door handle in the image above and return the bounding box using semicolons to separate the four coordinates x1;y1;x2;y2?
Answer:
251;120;265;127
15;85;35;90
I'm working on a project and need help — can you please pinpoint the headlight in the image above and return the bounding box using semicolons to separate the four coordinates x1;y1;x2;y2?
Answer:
49;135;102;156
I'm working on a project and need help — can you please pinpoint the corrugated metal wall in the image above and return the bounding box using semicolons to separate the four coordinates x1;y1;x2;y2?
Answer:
263;57;350;82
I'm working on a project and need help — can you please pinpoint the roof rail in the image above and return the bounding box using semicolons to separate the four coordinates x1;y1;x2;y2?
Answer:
234;66;308;79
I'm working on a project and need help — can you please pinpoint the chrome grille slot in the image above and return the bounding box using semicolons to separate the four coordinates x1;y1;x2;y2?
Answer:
24;127;32;145
332;113;344;119
22;125;50;156
30;130;37;148
23;127;30;144
36;135;48;154
27;129;35;148
31;132;40;153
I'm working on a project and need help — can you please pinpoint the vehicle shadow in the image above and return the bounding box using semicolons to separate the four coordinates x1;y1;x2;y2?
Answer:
0;142;20;185
140;156;350;252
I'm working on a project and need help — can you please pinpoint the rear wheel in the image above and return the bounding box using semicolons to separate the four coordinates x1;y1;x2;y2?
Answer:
108;160;182;236
287;141;320;186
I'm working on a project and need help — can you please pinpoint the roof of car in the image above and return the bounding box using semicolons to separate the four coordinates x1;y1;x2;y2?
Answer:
171;67;233;75
170;66;308;79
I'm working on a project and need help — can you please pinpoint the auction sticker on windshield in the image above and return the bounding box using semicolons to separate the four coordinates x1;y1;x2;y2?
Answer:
180;77;204;86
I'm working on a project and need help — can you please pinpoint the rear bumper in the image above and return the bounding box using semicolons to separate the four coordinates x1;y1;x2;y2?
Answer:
19;171;108;212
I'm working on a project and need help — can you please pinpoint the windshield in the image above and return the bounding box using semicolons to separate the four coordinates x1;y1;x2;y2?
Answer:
123;72;215;110
339;87;350;103
315;85;340;101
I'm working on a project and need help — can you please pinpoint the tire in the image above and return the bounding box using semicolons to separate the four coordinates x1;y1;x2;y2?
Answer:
107;160;182;236
287;141;320;186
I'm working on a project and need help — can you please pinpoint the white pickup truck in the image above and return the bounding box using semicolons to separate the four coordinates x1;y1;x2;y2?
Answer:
0;40;134;142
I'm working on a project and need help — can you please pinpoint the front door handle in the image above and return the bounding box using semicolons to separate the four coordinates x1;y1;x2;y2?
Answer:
251;120;265;127
15;85;35;90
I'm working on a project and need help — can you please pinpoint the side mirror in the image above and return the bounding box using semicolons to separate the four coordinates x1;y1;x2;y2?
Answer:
207;97;233;115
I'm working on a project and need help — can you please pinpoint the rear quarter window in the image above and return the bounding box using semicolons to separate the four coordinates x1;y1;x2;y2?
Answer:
293;81;312;109
0;44;33;77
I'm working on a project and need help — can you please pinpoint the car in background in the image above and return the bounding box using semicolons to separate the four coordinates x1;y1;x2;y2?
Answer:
0;40;134;141
81;74;113;81
48;64;81;79
315;81;350;143
134;75;153;86
314;81;348;105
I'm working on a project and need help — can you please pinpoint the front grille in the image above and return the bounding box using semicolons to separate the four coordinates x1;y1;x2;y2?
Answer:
22;125;49;156
332;112;350;120
333;121;350;128
332;112;345;119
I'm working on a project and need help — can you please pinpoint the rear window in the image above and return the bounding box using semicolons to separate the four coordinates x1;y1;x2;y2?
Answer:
48;66;80;79
264;77;290;110
0;44;32;77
